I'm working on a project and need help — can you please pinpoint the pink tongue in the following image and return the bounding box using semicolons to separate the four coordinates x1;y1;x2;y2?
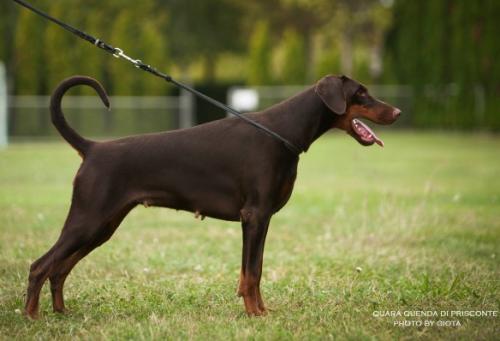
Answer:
374;138;384;147
356;119;384;147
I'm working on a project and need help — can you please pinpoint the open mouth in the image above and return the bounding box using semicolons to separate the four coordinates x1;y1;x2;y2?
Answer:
351;119;384;147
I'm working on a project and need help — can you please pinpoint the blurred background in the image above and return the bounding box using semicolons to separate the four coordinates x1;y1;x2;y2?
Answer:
0;0;499;141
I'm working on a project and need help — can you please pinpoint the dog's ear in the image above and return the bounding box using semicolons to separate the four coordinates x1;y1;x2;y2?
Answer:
315;75;346;115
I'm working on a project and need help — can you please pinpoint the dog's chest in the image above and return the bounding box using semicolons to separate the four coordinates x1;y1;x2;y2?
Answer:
273;165;298;212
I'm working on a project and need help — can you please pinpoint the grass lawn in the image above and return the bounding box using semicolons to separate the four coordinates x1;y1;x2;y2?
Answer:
0;131;499;340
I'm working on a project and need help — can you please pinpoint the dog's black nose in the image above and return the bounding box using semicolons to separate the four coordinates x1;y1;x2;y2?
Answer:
393;108;401;119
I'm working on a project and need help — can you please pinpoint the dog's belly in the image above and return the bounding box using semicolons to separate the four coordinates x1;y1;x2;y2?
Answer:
133;171;243;222
139;191;242;221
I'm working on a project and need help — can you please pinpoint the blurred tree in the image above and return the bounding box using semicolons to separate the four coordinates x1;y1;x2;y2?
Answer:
77;1;108;93
362;3;393;81
137;16;170;96
14;8;47;94
315;45;341;79
275;0;389;81
386;0;500;129
243;0;322;82
43;1;84;93
246;0;391;83
481;0;500;128
0;2;18;70
6;0;389;91
10;5;48;136
280;29;307;84
247;21;272;85
164;0;244;82
109;7;143;95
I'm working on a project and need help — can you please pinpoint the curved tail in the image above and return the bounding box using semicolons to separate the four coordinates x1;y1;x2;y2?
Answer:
50;75;110;157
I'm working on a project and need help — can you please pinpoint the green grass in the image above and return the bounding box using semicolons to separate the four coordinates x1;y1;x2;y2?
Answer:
0;132;499;340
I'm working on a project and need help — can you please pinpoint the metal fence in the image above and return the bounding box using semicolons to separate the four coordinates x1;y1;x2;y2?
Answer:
7;90;195;140
2;81;490;145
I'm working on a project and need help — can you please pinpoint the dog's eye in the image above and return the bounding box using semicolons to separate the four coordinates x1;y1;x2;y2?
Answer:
357;91;367;98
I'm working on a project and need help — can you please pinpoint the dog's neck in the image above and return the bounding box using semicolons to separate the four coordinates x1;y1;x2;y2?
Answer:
259;86;336;153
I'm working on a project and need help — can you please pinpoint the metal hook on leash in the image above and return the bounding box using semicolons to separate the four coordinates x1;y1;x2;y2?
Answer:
113;48;123;59
113;47;143;67
134;60;143;68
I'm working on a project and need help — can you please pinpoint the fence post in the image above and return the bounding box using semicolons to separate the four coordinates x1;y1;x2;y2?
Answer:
0;62;7;148
179;88;195;129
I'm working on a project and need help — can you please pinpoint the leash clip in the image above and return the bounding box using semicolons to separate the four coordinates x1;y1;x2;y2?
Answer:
113;47;142;68
113;48;123;58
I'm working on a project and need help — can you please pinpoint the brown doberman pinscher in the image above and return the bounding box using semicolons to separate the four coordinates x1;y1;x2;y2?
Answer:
24;74;400;318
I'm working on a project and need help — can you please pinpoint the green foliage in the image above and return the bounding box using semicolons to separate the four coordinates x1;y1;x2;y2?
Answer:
109;10;141;96
385;0;500;129
247;21;272;85
280;29;306;84
353;48;371;83
138;19;170;96
165;0;244;81
4;1;172;96
44;2;82;93
77;6;108;93
0;2;16;66
1;133;499;339
315;47;341;79
13;9;47;94
107;3;170;96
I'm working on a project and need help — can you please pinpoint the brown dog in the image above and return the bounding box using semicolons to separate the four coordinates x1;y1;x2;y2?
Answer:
24;74;400;318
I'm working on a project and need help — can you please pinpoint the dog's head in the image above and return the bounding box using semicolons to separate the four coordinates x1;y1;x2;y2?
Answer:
315;75;401;147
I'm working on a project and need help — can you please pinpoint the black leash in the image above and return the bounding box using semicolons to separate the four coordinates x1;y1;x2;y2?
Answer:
12;0;302;156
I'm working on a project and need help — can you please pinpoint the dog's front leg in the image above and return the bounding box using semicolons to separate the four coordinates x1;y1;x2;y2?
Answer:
238;207;271;316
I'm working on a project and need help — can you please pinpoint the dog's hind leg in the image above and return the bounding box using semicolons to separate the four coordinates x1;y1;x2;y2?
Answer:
48;203;134;314
24;245;58;319
24;190;133;319
49;249;86;314
24;205;100;319
24;217;92;318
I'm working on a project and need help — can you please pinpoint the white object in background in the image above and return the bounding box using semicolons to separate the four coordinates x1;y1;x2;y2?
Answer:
228;88;259;113
0;62;7;148
179;88;195;129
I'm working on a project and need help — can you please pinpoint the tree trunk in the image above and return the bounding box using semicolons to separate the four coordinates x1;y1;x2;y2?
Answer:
203;55;216;83
303;29;315;82
370;41;383;81
340;29;353;76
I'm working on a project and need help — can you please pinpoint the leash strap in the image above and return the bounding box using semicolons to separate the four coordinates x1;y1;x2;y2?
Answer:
12;0;302;156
